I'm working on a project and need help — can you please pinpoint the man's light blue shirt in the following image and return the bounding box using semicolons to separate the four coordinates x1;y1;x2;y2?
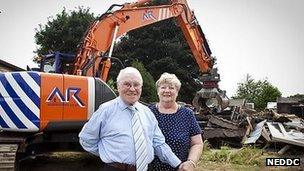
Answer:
79;97;181;168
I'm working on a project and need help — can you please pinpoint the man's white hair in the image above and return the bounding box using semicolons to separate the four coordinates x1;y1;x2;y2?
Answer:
117;67;143;84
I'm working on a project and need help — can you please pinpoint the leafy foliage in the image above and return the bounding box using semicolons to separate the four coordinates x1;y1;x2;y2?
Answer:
106;78;118;94
34;7;96;56
288;94;304;102
132;61;158;103
233;74;282;110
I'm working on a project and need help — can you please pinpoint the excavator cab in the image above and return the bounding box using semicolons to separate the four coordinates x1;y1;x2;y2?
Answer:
40;51;75;74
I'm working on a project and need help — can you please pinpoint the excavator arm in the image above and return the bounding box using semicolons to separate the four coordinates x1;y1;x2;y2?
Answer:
73;0;214;81
174;0;213;72
72;0;227;113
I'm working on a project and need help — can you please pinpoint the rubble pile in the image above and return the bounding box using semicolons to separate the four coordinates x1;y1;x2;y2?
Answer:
196;99;249;147
196;98;304;153
244;110;304;151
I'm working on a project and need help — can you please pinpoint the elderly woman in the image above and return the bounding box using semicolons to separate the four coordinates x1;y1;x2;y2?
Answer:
148;73;204;171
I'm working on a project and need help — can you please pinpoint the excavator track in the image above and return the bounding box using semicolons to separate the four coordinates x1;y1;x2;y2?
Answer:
0;144;18;171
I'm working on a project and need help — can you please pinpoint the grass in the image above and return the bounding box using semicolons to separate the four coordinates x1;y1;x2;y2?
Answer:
196;141;279;170
201;146;265;165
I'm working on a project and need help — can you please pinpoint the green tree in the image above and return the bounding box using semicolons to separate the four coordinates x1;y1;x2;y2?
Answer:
288;94;304;102
132;61;158;103
233;75;261;103
233;74;282;110
34;7;96;56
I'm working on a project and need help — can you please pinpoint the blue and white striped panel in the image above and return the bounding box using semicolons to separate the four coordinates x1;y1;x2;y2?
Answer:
0;71;40;132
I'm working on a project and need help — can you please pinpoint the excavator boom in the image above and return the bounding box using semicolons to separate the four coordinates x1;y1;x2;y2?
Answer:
73;0;214;81
174;0;213;72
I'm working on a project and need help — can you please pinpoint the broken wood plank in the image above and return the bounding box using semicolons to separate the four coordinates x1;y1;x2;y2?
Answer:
242;125;252;143
278;145;290;155
278;122;288;136
266;122;304;147
246;117;253;130
261;127;271;142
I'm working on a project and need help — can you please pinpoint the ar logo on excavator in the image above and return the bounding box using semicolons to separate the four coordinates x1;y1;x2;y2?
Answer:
46;87;85;107
143;10;156;21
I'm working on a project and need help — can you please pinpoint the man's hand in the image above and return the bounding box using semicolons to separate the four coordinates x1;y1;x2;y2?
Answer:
178;161;195;171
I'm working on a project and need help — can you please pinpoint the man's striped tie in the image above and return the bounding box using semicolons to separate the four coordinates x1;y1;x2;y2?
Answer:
129;106;148;171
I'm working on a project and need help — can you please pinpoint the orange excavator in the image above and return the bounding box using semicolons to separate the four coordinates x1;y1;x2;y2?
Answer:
0;0;227;170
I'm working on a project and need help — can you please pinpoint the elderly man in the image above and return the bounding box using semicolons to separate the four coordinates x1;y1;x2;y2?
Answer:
79;67;182;171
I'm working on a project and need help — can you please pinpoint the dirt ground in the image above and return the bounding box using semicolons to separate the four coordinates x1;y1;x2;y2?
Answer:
18;151;303;171
18;152;103;171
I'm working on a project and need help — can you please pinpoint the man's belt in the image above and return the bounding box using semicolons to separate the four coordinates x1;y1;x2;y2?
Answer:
108;162;136;171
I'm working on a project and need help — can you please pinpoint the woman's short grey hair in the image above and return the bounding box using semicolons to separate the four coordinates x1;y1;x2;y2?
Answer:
117;67;143;84
156;72;181;90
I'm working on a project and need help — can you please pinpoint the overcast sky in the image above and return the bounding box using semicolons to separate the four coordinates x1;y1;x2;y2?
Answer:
0;0;303;98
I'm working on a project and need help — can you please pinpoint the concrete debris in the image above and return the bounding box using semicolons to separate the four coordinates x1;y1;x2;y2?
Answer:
208;115;239;130
203;127;246;139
